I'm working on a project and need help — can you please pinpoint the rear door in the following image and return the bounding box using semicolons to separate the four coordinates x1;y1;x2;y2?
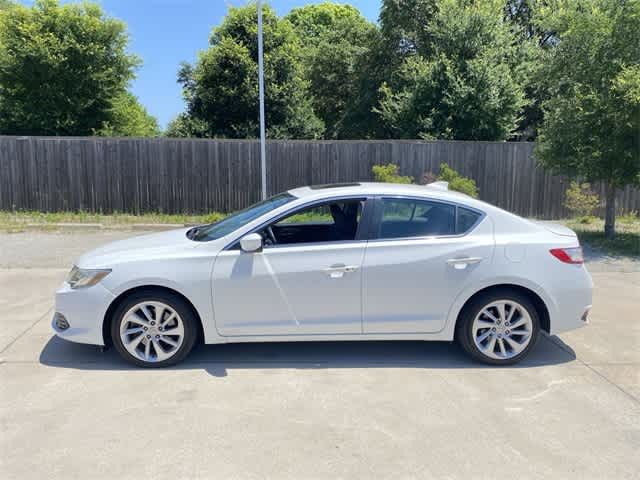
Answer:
362;196;494;333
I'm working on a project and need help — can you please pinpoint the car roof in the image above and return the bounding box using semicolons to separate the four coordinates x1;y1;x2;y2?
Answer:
289;182;474;204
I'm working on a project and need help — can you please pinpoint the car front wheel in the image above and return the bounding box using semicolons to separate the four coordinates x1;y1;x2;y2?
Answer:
456;289;540;365
111;291;198;367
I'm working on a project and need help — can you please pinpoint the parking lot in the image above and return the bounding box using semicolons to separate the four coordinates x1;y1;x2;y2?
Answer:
1;230;639;479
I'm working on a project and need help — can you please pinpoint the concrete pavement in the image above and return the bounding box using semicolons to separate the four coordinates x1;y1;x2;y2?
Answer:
0;231;638;479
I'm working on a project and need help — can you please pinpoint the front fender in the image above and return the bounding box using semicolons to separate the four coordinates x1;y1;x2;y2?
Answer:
100;256;218;343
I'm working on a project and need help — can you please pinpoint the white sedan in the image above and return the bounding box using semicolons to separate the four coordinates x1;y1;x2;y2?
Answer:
53;182;592;367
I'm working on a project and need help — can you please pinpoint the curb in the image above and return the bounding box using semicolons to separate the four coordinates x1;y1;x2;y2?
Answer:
5;223;193;232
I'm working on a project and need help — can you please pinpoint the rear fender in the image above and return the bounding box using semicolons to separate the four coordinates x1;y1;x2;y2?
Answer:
440;276;556;341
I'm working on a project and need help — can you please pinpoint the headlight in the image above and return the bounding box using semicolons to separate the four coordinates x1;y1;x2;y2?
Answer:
66;266;111;289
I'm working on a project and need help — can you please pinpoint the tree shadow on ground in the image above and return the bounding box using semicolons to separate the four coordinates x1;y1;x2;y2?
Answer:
39;333;576;377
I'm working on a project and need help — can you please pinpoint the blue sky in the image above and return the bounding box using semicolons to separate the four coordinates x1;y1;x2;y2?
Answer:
23;1;383;128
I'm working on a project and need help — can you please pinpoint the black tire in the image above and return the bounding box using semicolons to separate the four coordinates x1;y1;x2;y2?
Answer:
111;290;198;368
456;288;540;366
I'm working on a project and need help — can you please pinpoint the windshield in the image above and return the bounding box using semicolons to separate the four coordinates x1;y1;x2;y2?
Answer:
190;193;296;241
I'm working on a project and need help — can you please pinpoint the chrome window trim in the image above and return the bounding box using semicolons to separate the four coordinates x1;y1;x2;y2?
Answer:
222;195;374;251
368;195;486;243
224;239;369;253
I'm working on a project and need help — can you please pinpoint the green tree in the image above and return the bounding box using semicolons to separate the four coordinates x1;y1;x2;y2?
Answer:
535;0;640;238
564;181;600;219
165;113;208;138
505;0;556;47
175;3;322;139
98;92;160;137
0;0;143;136
376;0;531;140
436;163;479;197
366;0;440;139
379;0;439;58
285;3;377;138
372;163;413;183
503;0;550;140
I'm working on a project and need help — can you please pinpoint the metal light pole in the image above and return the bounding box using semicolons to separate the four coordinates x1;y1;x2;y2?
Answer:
257;0;267;199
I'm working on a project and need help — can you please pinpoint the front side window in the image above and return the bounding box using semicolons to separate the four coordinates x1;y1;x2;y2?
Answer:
259;199;364;246
190;193;295;241
377;198;456;239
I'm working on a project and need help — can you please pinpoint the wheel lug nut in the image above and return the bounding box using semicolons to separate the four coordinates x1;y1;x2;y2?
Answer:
143;327;148;331
150;321;155;326
491;327;496;332
506;330;511;334
155;335;160;339
146;335;151;339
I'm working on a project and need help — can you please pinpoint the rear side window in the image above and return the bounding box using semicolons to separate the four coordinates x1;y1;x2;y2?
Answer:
456;207;482;234
377;198;456;238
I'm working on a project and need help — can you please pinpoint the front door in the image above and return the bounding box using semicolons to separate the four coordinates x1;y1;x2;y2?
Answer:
212;198;369;336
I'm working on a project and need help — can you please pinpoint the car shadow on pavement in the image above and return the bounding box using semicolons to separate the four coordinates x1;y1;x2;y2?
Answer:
39;334;576;377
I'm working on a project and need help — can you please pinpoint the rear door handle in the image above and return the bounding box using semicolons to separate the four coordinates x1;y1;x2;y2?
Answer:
446;257;483;269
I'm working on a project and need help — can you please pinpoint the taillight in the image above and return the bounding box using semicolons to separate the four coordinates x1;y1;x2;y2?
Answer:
549;247;584;264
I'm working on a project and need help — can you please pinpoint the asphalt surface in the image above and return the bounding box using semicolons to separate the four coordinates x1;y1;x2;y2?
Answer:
1;230;639;479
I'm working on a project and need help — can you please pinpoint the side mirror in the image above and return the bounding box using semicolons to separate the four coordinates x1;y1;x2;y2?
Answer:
240;233;263;253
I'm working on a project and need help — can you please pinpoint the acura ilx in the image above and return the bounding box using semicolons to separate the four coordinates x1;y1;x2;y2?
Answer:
53;182;592;367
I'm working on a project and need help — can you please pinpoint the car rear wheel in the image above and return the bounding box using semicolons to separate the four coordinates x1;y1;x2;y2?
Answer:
111;291;198;367
456;289;540;365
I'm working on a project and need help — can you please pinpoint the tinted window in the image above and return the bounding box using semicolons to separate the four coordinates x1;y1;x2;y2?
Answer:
456;207;482;234
191;193;295;241
277;203;334;225
377;198;455;239
261;199;363;246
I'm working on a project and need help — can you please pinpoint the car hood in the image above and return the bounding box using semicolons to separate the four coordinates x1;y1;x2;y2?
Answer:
76;227;197;268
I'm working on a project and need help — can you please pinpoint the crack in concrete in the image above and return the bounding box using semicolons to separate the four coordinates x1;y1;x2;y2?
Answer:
544;333;639;405
0;308;52;355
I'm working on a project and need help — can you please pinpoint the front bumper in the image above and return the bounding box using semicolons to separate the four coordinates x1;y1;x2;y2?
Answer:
52;281;116;345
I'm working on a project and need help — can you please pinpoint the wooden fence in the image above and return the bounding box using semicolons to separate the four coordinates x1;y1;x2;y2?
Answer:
1;136;638;219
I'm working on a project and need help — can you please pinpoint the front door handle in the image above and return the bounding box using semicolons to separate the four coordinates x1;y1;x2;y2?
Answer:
446;257;483;270
322;264;359;278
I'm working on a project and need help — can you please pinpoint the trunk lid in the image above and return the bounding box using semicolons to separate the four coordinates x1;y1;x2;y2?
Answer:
535;221;577;237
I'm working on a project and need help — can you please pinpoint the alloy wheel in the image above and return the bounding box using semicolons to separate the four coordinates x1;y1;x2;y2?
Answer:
472;300;533;360
119;301;185;363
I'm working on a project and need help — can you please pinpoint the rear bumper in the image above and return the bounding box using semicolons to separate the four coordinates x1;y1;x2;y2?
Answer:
548;266;593;335
52;281;115;345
